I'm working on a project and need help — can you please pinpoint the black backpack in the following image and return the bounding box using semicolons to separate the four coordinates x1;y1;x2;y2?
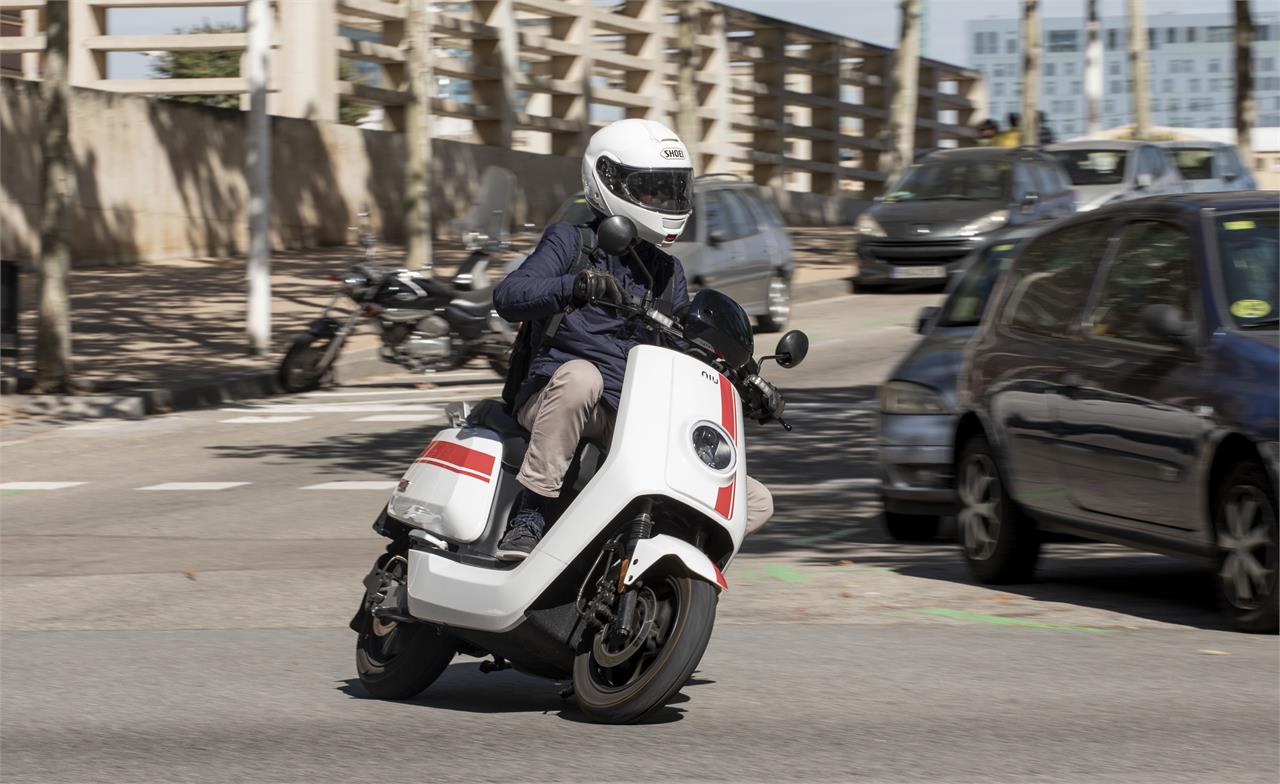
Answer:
499;224;677;412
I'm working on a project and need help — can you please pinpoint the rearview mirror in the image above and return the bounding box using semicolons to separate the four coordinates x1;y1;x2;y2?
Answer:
707;229;726;247
915;306;941;334
1141;303;1193;347
1136;172;1154;188
1019;192;1040;212
773;330;809;369
597;215;638;256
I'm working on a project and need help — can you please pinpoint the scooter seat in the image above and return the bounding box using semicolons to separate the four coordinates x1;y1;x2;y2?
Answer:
468;399;528;471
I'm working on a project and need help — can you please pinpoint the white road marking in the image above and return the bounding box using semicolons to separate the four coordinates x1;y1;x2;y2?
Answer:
218;404;445;414
138;482;250;491
219;416;313;424
354;414;444;422
302;480;399;490
0;482;86;491
769;477;880;495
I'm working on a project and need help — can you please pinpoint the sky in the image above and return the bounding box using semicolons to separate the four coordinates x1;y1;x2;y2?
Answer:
105;0;1247;79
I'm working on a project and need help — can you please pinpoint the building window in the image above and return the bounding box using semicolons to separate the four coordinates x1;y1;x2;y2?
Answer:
1045;62;1056;77
1162;78;1173;93
1189;78;1200;92
1152;98;1162;111
1166;27;1177;44
1046;81;1056;95
1106;28;1119;50
1257;24;1273;42
1105;99;1116;114
1148;28;1158;49
994;82;1004;96
1111;79;1123;94
1186;26;1197;43
1048;30;1080;53
1262;57;1276;72
1064;62;1076;76
1109;61;1120;75
1070;80;1081;93
1207;25;1232;43
1209;59;1220;73
1004;34;1015;54
973;31;985;55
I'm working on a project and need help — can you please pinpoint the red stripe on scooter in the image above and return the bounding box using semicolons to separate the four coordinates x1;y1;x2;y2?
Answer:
715;477;736;519
712;563;729;590
416;458;492;483
415;441;496;478
718;374;736;442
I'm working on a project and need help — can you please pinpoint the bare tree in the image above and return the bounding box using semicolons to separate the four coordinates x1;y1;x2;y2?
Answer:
1020;0;1041;146
1084;0;1102;136
884;0;920;182
1127;0;1149;139
1235;0;1255;166
34;0;72;392
246;0;271;356
405;0;435;272
675;1;700;166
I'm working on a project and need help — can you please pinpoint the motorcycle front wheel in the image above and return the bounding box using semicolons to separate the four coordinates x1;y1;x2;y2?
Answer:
278;336;336;392
355;611;456;700
572;573;717;724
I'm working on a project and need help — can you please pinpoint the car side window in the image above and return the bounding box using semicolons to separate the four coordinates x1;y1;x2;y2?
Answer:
1087;221;1194;346
1031;161;1060;196
1001;221;1108;336
719;190;759;240
741;189;783;228
1135;148;1156;178
703;192;729;242
1013;164;1037;198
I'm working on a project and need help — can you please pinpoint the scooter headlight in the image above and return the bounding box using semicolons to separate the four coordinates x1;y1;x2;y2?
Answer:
691;423;734;471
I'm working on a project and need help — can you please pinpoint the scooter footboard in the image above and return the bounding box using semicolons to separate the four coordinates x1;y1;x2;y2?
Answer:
622;534;728;592
405;547;570;632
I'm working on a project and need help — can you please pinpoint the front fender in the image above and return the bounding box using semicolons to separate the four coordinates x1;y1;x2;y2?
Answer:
307;317;342;338
623;534;728;593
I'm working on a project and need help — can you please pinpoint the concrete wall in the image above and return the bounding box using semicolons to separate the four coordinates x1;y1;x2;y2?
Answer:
0;78;582;266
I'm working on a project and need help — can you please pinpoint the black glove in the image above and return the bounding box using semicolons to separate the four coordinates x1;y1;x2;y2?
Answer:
572;269;625;307
745;375;784;422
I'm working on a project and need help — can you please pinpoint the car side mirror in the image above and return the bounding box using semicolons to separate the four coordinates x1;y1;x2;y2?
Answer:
770;330;809;369
1223;170;1239;182
707;229;726;247
1019;192;1040;212
1136;172;1154;188
915;306;941;334
597;215;638;256
1141;303;1193;347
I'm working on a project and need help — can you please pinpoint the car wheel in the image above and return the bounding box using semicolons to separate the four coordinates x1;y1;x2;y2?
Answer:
883;509;940;541
1214;461;1278;633
756;275;791;333
956;433;1040;584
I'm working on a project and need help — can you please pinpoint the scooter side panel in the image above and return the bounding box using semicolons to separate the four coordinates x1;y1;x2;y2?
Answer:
387;427;502;543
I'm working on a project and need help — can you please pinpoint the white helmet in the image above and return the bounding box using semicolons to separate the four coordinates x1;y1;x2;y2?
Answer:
582;119;694;248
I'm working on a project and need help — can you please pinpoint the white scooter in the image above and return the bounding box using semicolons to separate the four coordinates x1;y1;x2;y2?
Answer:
350;216;808;724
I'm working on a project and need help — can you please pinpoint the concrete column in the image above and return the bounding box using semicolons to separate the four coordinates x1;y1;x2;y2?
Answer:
915;62;938;152
472;0;516;147
275;0;337;121
549;0;591;158
810;42;840;195
860;51;890;197
623;0;664;122
701;5;733;174
67;0;105;87
22;8;42;79
751;27;786;190
381;17;407;131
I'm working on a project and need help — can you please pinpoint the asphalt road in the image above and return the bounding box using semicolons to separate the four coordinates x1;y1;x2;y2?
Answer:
2;291;1277;784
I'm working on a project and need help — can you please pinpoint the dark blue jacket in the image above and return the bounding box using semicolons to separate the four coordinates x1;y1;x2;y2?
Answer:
493;220;689;412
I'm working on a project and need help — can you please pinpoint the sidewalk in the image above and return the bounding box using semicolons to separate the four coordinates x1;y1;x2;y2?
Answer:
3;228;853;419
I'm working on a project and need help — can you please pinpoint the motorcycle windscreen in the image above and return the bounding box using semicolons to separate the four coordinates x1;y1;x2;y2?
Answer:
682;289;754;371
388;428;503;542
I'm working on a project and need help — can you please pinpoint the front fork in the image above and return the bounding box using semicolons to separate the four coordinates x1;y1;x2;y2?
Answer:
611;499;654;643
314;308;364;369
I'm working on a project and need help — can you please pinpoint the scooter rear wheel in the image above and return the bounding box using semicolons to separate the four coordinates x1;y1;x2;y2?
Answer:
355;613;456;700
572;573;717;724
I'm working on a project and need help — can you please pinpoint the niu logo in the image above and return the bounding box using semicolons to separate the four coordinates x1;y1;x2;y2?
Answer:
701;370;719;384
661;148;686;160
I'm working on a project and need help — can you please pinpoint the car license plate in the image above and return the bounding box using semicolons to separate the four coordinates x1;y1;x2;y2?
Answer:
891;265;946;279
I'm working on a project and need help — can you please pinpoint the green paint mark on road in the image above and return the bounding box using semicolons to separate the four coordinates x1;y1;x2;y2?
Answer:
1;490;27;497
787;528;861;546
761;564;811;583
915;607;1108;633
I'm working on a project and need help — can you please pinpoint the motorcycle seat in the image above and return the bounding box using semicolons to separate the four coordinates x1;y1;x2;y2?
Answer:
468;399;528;471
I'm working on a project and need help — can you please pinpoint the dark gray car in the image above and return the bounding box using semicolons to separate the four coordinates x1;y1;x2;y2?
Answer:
549;176;795;332
855;148;1075;289
878;226;1042;540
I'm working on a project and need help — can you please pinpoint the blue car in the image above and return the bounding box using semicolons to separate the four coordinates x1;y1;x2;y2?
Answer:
953;193;1279;632
878;226;1042;540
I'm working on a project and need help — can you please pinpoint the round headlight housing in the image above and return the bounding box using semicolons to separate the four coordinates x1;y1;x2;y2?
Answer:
691;423;734;471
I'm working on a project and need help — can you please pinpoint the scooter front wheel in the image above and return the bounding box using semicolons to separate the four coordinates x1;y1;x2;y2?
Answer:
572;573;717;724
355;612;456;700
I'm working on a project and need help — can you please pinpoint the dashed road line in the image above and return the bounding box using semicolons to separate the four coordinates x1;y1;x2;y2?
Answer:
0;482;86;491
219;416;314;424
354;414;444;422
302;480;399;491
218;404;445;414
138;482;251;491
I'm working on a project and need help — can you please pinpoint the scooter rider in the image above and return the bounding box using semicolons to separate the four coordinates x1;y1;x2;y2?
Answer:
491;118;775;561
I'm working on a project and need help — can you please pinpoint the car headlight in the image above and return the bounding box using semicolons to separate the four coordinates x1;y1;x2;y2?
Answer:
879;380;949;414
856;212;887;237
957;209;1009;237
691;423;734;471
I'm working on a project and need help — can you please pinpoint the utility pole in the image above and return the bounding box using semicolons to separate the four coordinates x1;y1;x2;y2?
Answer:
1127;0;1149;139
884;0;920;182
35;0;72;392
676;1;700;166
1084;0;1102;137
246;0;271;355
405;0;435;272
1020;0;1041;146
1235;0;1255;166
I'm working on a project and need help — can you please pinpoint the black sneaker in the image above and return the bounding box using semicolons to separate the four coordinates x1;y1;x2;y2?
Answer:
496;524;541;561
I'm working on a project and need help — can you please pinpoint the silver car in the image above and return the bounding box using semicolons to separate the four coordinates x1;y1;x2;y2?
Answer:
549;176;796;332
1047;140;1184;212
1160;141;1258;193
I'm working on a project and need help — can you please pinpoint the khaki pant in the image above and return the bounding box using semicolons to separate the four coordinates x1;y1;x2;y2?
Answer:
516;360;774;535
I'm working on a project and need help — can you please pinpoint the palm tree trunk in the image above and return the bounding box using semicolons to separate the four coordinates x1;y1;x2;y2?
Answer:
676;1;700;166
886;0;920;181
1084;0;1102;137
35;0;73;392
1235;0;1255;166
1127;0;1149;139
1021;0;1041;146
406;0;434;272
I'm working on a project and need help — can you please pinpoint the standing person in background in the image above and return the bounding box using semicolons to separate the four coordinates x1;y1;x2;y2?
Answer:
977;118;1000;145
993;112;1022;147
1037;111;1056;144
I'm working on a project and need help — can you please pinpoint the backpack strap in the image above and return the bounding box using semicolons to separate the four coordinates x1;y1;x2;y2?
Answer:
542;223;598;342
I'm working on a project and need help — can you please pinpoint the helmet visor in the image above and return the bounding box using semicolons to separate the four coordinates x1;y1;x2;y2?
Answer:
622;168;693;214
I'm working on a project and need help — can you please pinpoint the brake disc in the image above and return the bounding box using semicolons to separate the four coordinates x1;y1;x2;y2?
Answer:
591;587;657;667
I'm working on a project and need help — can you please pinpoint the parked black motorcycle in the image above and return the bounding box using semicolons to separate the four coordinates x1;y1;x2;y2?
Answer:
279;172;521;393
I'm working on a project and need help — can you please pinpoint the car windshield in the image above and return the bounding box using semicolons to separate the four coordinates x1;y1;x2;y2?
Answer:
1171;147;1216;180
938;240;1022;327
1052;149;1128;186
1217;211;1279;330
883;160;1011;201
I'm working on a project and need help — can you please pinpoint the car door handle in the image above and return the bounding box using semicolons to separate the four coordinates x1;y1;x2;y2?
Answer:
1062;372;1084;387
